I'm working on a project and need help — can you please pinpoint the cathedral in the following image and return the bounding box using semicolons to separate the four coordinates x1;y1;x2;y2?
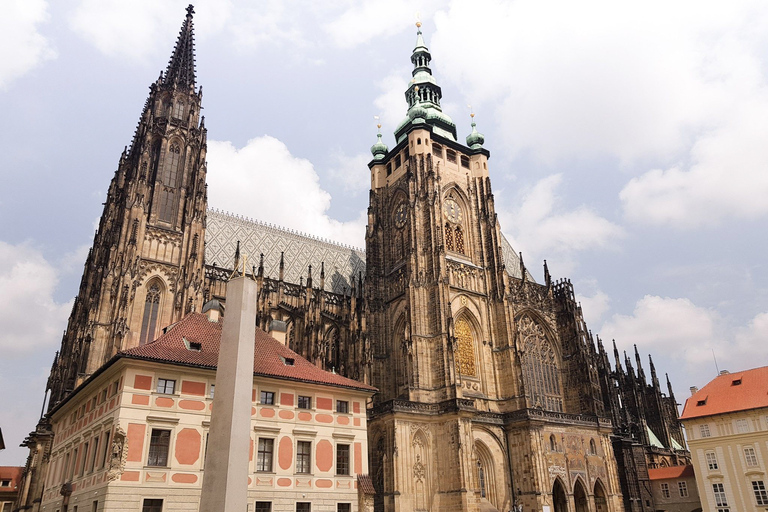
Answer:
18;6;691;512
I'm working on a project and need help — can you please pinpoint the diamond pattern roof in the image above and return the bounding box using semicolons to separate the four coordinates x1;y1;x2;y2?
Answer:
204;208;533;291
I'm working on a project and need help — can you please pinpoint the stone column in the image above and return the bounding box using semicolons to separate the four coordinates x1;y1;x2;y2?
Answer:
199;276;257;512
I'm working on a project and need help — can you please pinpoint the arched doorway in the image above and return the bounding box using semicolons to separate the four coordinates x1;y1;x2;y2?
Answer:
594;479;608;512
553;479;568;512
573;479;588;512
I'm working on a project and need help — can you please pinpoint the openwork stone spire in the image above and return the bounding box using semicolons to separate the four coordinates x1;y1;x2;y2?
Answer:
164;4;197;88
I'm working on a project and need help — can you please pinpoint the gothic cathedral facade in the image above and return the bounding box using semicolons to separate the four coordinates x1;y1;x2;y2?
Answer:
19;7;690;512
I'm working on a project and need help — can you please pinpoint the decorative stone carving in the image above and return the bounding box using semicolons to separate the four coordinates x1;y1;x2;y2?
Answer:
454;318;476;377
107;426;127;480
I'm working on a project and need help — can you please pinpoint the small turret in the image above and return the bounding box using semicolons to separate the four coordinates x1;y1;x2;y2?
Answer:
466;113;485;150
370;120;388;161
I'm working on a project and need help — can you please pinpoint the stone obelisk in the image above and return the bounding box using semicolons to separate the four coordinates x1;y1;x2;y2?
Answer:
199;276;257;512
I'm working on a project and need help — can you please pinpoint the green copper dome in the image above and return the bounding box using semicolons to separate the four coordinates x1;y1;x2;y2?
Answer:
370;132;388;160
466;121;485;149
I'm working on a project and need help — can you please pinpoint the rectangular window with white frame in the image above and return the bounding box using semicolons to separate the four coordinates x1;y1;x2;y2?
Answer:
147;429;171;467
745;446;759;467
296;441;311;474
736;418;750;433
336;444;350;475
660;483;670;498
713;482;729;512
157;378;175;394
257;438;274;472
678;480;688;497
753;480;768;506
699;424;711;438
706;451;719;470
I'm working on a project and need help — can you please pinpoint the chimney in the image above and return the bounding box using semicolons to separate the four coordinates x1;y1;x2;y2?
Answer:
268;320;288;345
689;386;698;396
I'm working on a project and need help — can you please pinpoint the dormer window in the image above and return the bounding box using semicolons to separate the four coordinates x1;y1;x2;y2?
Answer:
184;338;202;351
282;356;295;366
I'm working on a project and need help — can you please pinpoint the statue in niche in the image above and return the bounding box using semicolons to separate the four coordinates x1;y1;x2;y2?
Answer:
107;427;127;480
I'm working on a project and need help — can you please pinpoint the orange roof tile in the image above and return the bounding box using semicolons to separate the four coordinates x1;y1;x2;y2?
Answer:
0;466;24;489
680;366;768;420
648;465;694;480
121;313;376;393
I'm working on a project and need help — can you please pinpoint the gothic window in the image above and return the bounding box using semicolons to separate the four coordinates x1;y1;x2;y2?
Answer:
477;461;486;498
139;282;162;346
519;316;563;412
454;318;476;377
161;144;182;188
172;101;185;119
455;226;465;254
190;233;198;258
158;189;176;223
129;219;139;245
445;223;454;251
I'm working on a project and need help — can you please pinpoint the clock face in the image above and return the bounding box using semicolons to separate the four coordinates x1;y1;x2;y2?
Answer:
443;198;462;223
394;201;408;228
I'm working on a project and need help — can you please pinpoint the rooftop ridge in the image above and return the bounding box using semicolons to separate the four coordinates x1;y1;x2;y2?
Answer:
207;207;365;253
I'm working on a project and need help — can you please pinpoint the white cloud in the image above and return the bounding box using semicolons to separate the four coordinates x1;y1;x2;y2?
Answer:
498;174;623;272
207;136;366;247
429;0;768;225
598;296;767;381
69;0;232;62
327;150;371;195
373;67;411;141
0;0;56;89
619;93;768;226
324;0;440;48
576;287;611;328
0;241;72;356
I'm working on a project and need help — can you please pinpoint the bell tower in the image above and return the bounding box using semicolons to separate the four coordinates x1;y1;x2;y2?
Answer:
46;4;208;409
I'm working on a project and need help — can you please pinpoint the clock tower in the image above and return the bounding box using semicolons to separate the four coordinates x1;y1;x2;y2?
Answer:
364;24;623;512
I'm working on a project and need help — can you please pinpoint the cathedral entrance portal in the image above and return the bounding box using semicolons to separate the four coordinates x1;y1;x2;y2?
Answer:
594;480;608;512
553;479;568;512
573;480;588;512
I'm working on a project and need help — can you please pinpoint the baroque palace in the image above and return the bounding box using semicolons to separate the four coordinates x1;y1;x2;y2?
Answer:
18;6;692;512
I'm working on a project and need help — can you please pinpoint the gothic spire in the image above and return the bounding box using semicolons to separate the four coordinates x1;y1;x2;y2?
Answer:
163;5;197;89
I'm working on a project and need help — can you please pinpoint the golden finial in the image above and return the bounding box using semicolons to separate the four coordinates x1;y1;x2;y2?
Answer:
374;115;382;132
468;104;475;118
415;12;421;28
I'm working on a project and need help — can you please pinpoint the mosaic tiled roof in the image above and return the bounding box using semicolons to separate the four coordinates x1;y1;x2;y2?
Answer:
205;208;533;292
122;313;376;392
205;209;365;294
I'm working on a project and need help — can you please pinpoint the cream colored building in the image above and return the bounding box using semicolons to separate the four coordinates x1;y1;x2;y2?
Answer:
680;366;768;512
38;312;375;512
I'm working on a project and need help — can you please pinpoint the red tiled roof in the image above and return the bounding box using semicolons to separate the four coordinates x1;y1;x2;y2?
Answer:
0;466;24;489
121;313;376;393
680;366;768;420
648;465;694;480
357;474;375;495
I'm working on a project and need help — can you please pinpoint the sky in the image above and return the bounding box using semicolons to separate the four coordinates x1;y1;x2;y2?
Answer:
1;0;767;465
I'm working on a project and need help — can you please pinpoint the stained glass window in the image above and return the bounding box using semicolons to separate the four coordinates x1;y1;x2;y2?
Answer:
455;226;465;254
445;223;454;252
519;316;562;412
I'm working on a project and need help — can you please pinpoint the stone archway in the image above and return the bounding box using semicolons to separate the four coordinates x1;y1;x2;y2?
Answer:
594;479;608;512
573;479;588;512
553;478;568;512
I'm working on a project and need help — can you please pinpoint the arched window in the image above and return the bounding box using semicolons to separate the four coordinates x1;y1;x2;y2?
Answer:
172;101;185;119
454;318;476;376
160;144;182;187
519;316;563;412
445;223;454;251
158;144;182;222
455;226;465;254
477;461;486;498
139;282;162;346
